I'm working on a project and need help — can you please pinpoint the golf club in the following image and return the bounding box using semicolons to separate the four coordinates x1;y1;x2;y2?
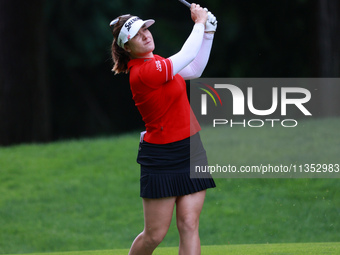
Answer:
178;0;191;8
177;0;217;26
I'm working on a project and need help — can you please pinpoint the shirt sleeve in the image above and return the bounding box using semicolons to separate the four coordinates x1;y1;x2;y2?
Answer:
168;23;205;76
178;32;214;80
138;58;173;89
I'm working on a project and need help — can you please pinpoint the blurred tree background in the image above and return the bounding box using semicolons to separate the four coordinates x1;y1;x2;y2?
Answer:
0;0;339;146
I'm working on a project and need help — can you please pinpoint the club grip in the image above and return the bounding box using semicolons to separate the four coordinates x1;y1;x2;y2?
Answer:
178;0;191;8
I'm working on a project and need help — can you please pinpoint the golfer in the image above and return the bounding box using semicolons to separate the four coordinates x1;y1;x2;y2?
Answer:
110;4;216;255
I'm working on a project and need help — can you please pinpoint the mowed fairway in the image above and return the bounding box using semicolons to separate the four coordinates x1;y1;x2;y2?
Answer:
0;118;339;254
10;243;340;255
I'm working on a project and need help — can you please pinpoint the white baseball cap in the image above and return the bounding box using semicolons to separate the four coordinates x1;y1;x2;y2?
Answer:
110;16;155;48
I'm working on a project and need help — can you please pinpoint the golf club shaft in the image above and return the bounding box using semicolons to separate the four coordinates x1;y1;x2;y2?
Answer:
178;0;191;8
178;0;216;26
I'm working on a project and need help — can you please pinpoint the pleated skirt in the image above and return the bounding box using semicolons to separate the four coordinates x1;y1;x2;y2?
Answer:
137;132;216;199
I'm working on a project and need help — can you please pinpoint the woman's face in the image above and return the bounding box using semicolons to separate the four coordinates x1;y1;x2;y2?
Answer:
125;25;155;59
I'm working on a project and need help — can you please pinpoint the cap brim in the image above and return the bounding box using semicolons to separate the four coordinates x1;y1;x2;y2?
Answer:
131;19;155;37
125;19;155;43
117;18;155;48
143;19;155;29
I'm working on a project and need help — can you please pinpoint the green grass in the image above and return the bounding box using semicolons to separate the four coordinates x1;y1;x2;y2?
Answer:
0;118;339;254
7;243;340;255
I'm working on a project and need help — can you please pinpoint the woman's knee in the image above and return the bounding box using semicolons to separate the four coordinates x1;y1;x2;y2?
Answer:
142;228;167;248
177;215;199;234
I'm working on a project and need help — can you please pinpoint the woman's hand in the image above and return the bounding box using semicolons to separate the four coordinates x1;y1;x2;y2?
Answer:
204;8;217;33
190;3;208;25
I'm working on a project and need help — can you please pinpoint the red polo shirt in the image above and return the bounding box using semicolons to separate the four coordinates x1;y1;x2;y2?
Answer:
128;55;201;144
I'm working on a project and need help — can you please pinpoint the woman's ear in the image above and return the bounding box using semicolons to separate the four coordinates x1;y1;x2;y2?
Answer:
124;44;131;53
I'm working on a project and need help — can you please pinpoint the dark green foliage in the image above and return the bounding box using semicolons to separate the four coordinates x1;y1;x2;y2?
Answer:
44;0;322;140
1;0;337;143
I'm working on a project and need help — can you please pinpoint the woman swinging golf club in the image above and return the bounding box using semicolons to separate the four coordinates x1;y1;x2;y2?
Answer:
110;3;217;255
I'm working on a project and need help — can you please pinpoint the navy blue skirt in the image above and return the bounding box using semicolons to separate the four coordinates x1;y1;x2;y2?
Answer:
137;132;216;198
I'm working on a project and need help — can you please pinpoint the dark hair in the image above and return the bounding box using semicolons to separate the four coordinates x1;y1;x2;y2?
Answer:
110;15;133;74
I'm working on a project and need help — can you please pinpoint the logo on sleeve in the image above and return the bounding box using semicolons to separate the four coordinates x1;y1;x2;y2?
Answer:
155;60;162;72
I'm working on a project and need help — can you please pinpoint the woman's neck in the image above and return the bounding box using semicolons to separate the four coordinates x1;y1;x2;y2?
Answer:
131;52;154;59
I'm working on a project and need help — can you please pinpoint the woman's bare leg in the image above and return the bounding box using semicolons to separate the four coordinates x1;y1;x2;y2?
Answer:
128;196;177;255
176;190;206;255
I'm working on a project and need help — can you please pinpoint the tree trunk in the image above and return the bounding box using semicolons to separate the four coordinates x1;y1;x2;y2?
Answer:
318;0;340;117
318;0;340;77
0;0;50;146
